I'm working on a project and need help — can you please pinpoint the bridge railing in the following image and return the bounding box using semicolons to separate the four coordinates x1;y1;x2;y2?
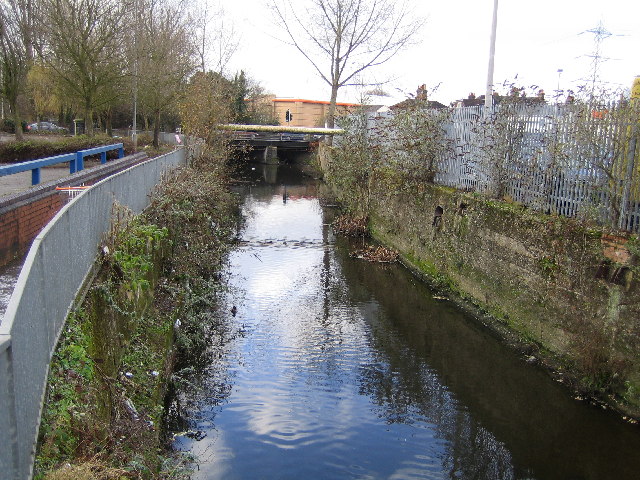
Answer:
0;153;77;185
0;143;124;186
0;148;187;480
230;131;321;142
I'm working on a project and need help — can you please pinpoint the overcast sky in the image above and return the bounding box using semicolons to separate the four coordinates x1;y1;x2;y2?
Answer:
222;0;640;105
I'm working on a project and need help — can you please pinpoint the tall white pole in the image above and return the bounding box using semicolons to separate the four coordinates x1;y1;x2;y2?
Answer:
485;0;499;110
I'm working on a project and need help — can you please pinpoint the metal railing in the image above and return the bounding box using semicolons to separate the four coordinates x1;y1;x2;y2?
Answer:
350;103;640;233
0;144;124;186
75;143;124;171
0;148;187;480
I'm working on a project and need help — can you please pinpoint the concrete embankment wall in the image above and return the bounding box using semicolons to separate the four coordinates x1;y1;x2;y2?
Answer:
357;179;640;414
0;153;148;267
0;149;185;480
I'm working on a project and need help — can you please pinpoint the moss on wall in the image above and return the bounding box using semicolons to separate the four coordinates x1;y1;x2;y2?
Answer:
35;155;240;478
342;174;640;417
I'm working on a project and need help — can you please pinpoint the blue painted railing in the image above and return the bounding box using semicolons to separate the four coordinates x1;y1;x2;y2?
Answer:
75;143;124;172
0;143;124;186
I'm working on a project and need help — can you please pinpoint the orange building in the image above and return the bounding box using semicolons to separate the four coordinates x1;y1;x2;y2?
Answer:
271;98;360;127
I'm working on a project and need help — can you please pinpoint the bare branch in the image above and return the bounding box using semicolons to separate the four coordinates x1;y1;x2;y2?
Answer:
270;0;424;129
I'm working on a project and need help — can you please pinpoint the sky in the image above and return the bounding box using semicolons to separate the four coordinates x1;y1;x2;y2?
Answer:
222;0;640;106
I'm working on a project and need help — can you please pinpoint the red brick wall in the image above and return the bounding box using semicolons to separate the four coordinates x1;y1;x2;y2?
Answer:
0;152;147;268
0;193;64;266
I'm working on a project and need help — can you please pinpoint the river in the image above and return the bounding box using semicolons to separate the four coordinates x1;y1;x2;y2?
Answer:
172;163;640;480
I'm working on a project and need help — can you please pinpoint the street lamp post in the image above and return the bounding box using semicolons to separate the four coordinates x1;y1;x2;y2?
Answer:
556;68;563;102
485;0;499;111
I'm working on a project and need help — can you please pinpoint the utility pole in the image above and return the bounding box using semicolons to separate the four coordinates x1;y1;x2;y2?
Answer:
484;0;499;111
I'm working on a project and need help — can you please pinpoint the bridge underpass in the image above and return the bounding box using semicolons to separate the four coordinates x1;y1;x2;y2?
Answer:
220;124;343;164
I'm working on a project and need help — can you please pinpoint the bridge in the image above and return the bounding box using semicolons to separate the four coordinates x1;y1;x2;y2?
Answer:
220;124;344;162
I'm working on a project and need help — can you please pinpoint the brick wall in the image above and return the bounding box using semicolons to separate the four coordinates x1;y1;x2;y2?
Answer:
0;194;64;265
0;152;148;268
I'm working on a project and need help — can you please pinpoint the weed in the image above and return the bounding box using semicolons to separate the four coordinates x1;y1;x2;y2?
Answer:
538;256;559;279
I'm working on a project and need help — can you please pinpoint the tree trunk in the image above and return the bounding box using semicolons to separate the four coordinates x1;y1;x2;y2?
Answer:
326;85;339;146
84;99;94;136
153;110;160;148
106;110;113;137
10;98;23;141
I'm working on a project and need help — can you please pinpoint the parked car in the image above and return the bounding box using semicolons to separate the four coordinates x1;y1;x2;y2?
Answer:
27;122;68;133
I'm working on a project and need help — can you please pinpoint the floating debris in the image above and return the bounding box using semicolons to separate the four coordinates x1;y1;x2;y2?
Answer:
351;245;399;263
333;215;369;237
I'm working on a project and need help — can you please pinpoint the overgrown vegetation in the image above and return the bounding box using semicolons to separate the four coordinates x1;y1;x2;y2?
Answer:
35;139;240;478
327;95;454;217
35;215;183;479
324;87;640;418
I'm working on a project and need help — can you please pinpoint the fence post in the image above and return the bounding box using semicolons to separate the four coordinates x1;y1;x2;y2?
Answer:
76;152;84;172
0;337;19;480
31;168;41;186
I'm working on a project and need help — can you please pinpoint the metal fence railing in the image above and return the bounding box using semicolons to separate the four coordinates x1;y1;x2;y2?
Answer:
0;148;187;480
352;102;640;233
0;143;124;186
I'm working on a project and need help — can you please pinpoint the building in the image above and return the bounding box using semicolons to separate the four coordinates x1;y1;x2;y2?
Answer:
271;98;360;127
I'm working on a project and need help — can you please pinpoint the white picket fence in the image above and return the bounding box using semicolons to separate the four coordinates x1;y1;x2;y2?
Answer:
358;102;640;232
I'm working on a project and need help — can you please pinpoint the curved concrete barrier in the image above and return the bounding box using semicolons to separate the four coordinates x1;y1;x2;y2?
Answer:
0;148;187;480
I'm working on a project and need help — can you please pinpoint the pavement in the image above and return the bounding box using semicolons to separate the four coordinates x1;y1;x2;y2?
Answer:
0;159;103;199
0;132;87;198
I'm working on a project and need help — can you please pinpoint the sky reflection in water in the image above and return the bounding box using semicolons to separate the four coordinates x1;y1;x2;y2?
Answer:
174;164;640;480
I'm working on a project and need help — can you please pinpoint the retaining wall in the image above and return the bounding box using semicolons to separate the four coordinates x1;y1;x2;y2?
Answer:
0;148;186;480
0;153;147;267
366;180;640;416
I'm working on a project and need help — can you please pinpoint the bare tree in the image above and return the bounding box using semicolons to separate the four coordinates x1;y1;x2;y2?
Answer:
40;0;127;136
136;0;196;147
271;0;423;130
191;1;239;74
0;0;39;139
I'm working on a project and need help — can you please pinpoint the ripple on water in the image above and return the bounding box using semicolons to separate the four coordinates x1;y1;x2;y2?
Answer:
180;173;640;480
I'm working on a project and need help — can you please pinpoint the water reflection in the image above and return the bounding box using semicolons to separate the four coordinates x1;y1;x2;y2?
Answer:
174;163;640;480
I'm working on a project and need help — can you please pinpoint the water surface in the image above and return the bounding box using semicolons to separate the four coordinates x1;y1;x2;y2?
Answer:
174;163;640;480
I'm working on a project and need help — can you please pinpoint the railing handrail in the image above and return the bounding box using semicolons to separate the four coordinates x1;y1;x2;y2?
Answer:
0;148;187;480
75;143;124;171
0;153;76;175
77;144;123;156
0;143;124;185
